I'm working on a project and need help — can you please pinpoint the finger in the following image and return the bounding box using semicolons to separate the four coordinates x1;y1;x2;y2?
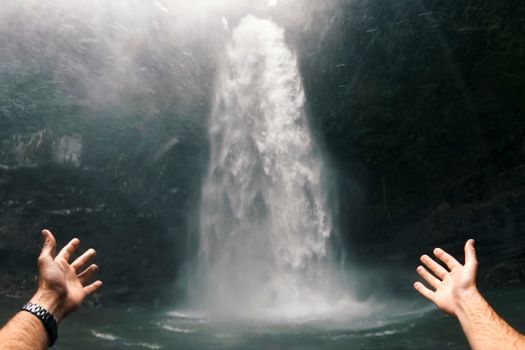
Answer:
84;280;103;295
417;265;441;289
56;238;80;262
39;229;57;260
464;239;477;267
71;249;96;273
420;254;448;280
414;281;435;301
434;247;461;270
77;264;98;285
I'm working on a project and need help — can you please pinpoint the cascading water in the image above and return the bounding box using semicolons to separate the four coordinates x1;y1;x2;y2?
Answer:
195;15;354;320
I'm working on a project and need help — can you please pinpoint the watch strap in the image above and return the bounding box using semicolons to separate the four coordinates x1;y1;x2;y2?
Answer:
21;302;58;347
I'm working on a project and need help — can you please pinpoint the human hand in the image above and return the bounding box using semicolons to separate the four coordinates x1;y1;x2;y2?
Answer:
414;239;478;317
30;229;102;322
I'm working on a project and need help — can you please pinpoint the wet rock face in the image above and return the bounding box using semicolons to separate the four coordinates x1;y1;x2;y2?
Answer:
0;0;524;303
292;0;525;279
0;103;210;305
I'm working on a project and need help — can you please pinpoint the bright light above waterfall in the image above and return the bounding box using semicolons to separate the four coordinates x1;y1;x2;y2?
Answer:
155;0;282;15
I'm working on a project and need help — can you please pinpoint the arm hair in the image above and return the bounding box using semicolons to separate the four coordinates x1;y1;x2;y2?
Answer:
0;311;49;350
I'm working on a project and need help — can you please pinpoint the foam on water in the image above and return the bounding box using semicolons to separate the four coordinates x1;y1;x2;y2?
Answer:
156;322;195;334
91;330;120;341
91;330;163;349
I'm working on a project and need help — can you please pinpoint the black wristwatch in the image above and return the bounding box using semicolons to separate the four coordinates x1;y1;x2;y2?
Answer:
21;302;58;346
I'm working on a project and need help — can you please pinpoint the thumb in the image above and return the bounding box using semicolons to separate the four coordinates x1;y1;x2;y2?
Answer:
464;239;477;267
39;229;57;259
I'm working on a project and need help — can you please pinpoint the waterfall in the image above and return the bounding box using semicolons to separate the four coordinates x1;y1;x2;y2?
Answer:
195;15;349;319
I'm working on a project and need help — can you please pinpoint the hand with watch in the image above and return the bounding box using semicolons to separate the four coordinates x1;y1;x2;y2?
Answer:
0;229;103;349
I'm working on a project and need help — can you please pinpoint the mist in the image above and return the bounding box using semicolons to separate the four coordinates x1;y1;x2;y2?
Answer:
1;0;523;348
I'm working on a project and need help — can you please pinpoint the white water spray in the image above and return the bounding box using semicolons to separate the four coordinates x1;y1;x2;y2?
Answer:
195;15;357;320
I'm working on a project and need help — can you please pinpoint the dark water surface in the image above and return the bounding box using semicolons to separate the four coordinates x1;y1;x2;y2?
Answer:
2;286;525;350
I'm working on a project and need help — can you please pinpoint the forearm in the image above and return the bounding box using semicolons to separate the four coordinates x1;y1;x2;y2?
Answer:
456;289;525;350
0;291;62;350
0;311;48;350
0;230;102;349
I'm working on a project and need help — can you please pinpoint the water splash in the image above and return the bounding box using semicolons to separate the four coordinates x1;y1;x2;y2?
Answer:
194;15;358;320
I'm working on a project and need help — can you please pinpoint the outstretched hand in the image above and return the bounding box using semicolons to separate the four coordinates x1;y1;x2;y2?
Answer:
31;229;102;321
414;239;478;317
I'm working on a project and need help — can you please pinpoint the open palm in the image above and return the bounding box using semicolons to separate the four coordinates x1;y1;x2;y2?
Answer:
33;230;102;321
414;239;478;316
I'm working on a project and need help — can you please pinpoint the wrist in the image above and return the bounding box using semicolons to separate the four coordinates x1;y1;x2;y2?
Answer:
21;302;59;346
454;287;484;319
30;289;65;322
